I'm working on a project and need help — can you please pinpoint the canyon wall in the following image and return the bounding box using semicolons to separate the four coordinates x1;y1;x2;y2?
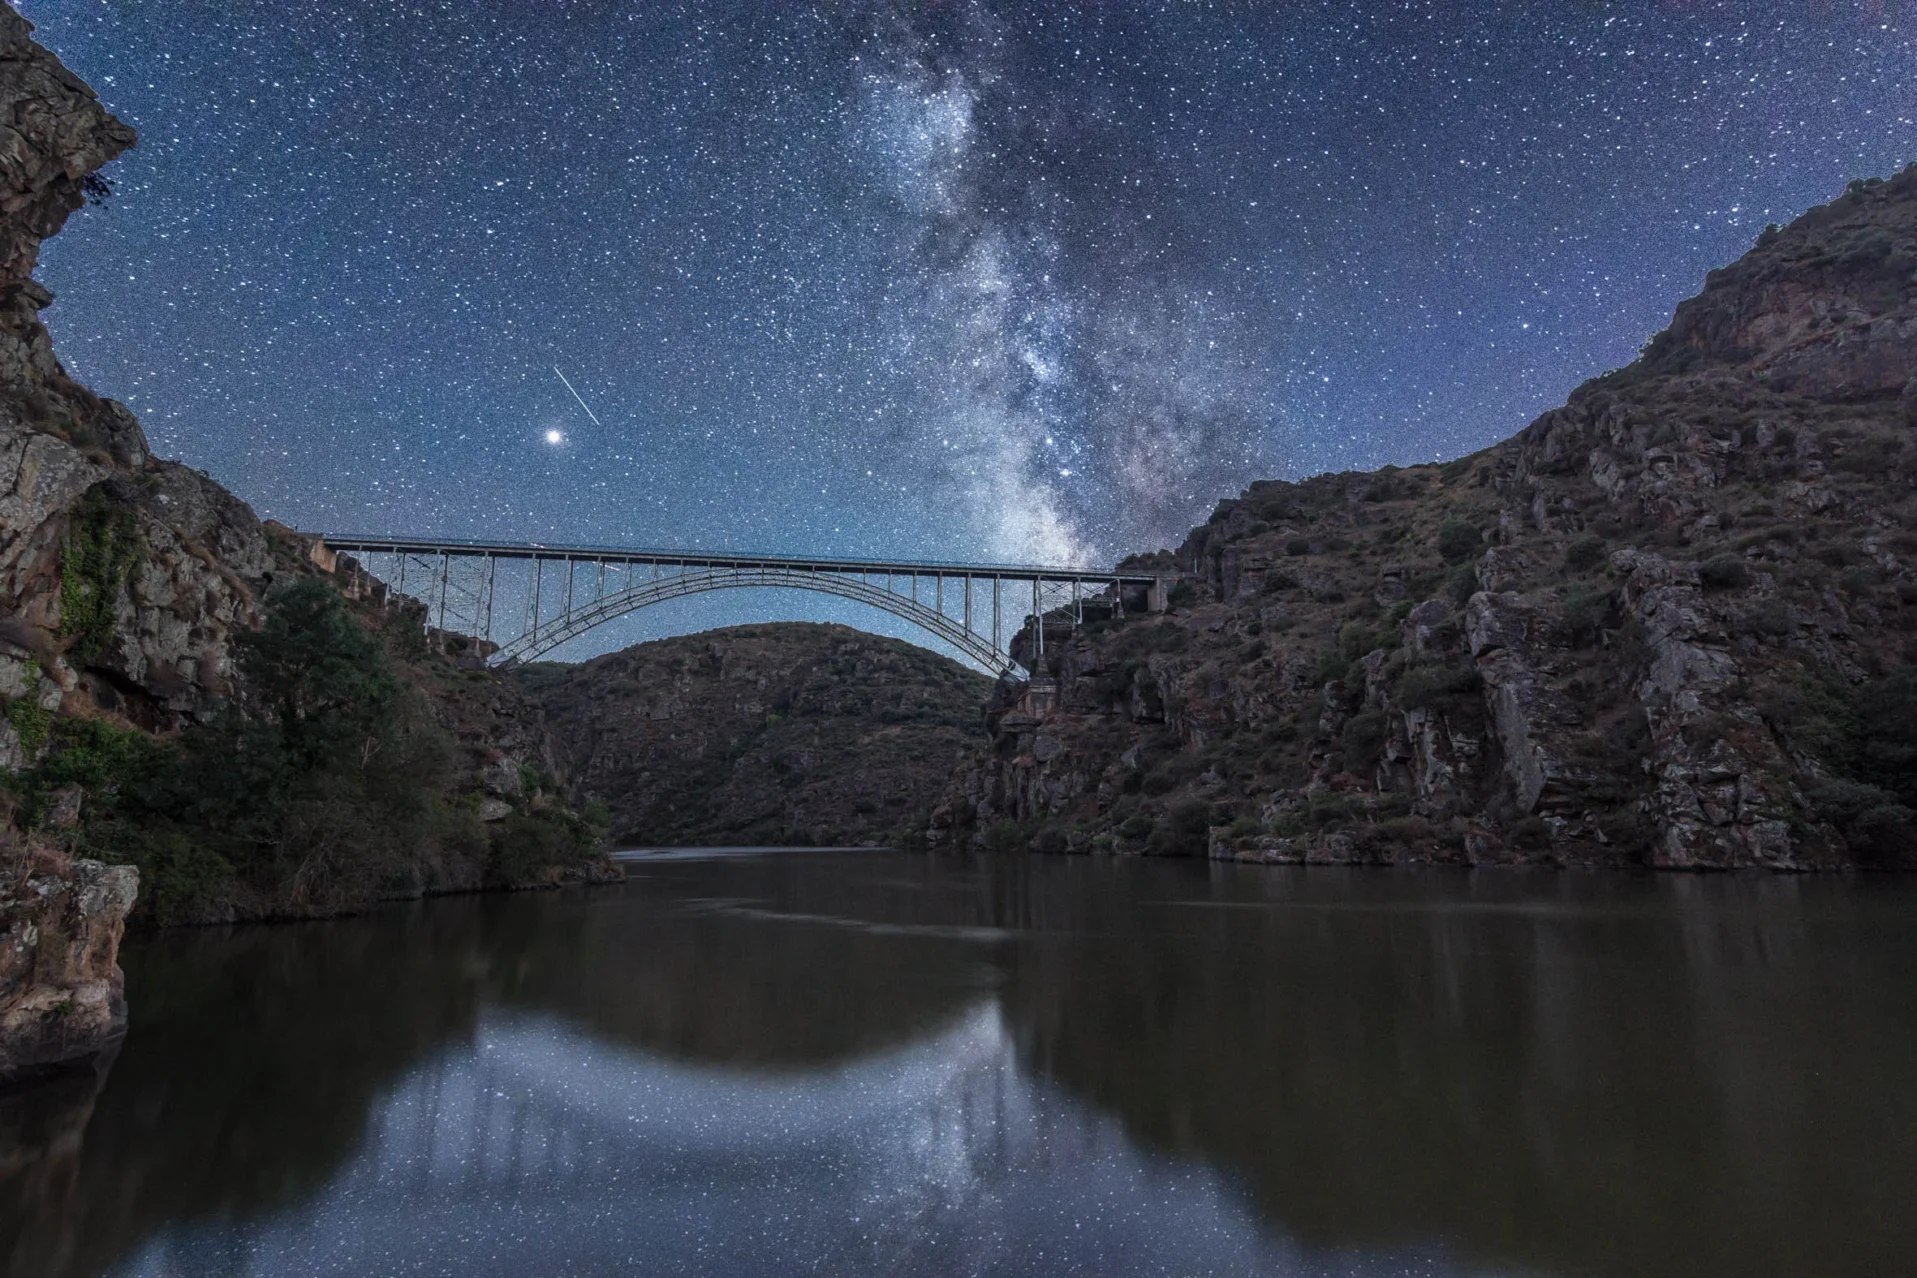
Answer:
938;170;1917;871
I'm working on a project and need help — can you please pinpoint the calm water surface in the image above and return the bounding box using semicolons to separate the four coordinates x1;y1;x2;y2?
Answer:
3;851;1914;1276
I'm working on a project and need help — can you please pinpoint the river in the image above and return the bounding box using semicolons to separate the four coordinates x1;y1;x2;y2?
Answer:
3;850;1913;1276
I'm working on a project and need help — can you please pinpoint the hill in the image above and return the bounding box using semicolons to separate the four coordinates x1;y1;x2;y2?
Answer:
526;623;993;848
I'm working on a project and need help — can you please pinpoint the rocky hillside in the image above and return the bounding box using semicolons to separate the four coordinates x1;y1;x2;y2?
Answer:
527;623;993;847
936;169;1917;871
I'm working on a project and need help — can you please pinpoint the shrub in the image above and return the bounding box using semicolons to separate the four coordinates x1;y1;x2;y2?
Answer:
1699;555;1750;592
4;698;53;756
1396;663;1481;709
1839;565;1882;597
1437;520;1481;564
1146;798;1214;856
1117;813;1153;840
1851;667;1917;804
1508;815;1552;850
1742;600;1796;637
1031;824;1069;854
1563;537;1607;572
1561;584;1614;646
1806;778;1916;867
1341;711;1387;772
983;820;1033;852
1285;537;1312;557
1447;560;1479;608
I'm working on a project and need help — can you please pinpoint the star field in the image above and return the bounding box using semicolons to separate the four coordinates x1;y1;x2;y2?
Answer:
16;0;1917;659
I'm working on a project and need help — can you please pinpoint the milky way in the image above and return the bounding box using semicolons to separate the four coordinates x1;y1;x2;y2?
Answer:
16;0;1917;658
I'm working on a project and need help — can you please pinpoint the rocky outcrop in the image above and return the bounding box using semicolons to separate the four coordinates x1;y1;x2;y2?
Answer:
528;623;993;847
936;168;1917;872
0;851;136;1081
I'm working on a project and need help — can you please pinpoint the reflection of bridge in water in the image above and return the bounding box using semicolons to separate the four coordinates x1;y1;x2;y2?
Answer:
313;534;1168;674
118;1008;1318;1275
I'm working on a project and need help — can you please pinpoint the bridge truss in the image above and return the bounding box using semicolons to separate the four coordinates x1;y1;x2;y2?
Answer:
317;535;1162;675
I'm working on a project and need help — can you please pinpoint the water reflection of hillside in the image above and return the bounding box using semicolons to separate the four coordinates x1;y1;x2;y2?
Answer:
473;858;999;1070
990;863;1917;1278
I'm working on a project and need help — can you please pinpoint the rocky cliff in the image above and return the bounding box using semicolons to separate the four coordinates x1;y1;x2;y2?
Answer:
937;170;1917;871
528;623;993;847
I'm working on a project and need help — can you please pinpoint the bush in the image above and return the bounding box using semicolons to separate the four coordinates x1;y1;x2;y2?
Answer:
1396;663;1481;709
1147;797;1214;856
1806;778;1916;867
1447;560;1479;608
982;819;1033;852
1699;555;1750;592
4;698;53;756
1031;824;1069;854
1563;537;1607;572
1437;520;1481;564
1561;584;1614;646
1851;667;1917;804
1341;711;1387;772
1508;815;1552;850
1285;537;1312;557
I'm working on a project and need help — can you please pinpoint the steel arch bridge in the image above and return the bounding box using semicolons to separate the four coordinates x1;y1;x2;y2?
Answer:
314;535;1166;676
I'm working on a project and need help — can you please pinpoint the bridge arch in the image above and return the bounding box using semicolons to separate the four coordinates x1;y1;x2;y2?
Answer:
495;565;1013;671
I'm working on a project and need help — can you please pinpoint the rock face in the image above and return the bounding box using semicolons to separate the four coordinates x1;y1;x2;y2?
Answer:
0;853;137;1081
529;623;993;847
0;6;269;748
937;171;1917;871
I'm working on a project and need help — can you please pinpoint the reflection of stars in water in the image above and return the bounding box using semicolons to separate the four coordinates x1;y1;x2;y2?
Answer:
21;1;1917;627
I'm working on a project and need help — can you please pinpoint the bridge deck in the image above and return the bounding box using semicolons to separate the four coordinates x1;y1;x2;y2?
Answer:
318;534;1160;584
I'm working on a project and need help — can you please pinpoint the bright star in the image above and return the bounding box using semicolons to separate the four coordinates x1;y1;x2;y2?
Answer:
544;429;564;445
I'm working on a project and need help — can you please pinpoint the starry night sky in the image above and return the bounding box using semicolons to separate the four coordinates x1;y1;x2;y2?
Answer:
15;1;1917;659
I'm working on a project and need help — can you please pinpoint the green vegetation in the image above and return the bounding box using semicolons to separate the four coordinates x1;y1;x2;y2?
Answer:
1147;797;1213;855
1758;666;1917;865
59;486;143;665
1395;662;1481;709
5;697;53;755
1563;537;1607;572
1698;555;1751;592
7;579;602;922
1437;519;1481;564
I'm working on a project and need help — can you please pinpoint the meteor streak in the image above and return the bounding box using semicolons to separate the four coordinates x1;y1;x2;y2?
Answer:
552;366;603;428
